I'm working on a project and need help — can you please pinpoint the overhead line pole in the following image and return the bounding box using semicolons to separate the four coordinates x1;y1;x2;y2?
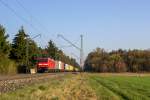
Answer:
80;35;84;70
26;34;41;73
58;34;84;70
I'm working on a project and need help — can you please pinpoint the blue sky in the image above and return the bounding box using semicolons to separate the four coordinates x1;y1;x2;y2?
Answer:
0;0;150;61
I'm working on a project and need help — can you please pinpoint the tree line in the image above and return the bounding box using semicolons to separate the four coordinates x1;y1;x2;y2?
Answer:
84;48;150;72
0;25;79;74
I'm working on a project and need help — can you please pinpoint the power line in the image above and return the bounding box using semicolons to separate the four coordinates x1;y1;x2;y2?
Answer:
0;0;41;35
0;0;55;49
16;0;59;48
74;38;80;46
15;0;32;18
15;0;55;38
58;34;80;50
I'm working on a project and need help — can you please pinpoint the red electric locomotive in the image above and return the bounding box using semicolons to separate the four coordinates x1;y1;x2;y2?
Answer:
36;57;55;72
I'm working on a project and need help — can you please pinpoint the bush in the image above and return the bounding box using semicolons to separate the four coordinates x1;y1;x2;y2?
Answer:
0;57;17;75
17;65;28;73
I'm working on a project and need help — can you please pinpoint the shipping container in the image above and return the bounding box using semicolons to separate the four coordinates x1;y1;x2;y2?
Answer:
55;61;64;72
55;61;59;70
69;65;74;71
75;67;79;72
64;64;74;71
65;64;70;71
61;62;65;71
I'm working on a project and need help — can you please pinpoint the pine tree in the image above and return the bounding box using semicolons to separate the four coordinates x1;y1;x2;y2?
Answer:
10;26;28;64
0;25;17;74
0;25;10;57
46;40;58;59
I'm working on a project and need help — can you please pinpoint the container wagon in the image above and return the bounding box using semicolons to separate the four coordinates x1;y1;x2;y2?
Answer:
69;65;74;71
65;64;74;72
55;61;59;72
60;61;65;72
65;64;70;71
75;67;79;72
55;61;65;72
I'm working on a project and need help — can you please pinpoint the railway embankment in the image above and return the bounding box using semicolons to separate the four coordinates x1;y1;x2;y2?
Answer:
0;73;66;93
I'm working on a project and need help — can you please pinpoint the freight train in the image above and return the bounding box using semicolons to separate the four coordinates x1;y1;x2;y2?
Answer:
36;57;79;73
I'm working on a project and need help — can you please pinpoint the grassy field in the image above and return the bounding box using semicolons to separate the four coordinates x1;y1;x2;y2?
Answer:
1;73;150;100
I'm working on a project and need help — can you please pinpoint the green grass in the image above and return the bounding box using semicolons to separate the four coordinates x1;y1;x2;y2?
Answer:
88;74;150;100
1;73;150;100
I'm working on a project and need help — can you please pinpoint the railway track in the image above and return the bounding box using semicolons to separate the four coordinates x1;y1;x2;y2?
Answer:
0;73;57;81
0;72;75;93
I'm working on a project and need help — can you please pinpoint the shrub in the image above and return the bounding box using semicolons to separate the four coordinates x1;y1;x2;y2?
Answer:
17;64;28;73
0;57;17;75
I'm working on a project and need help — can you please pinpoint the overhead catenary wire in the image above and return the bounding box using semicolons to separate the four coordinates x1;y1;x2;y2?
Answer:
15;0;57;47
0;0;55;48
15;0;55;37
56;35;80;49
0;0;42;36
